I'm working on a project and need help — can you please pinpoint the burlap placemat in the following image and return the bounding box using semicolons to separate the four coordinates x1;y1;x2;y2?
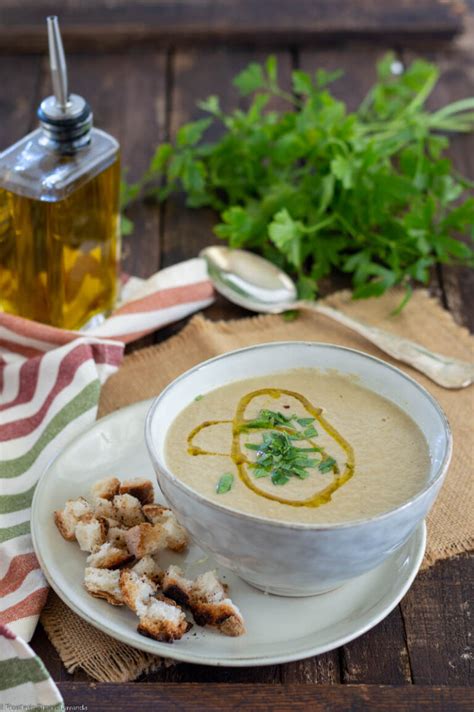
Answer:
41;288;473;682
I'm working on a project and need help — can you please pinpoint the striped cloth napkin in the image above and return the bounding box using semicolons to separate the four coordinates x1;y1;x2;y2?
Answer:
0;258;214;700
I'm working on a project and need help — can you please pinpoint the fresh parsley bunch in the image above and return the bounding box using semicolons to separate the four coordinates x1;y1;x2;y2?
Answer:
122;53;474;305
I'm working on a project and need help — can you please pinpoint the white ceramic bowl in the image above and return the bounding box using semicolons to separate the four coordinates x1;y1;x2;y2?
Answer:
145;342;452;596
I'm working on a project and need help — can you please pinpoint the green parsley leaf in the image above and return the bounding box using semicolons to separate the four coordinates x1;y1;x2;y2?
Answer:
319;457;337;474
194;394;204;401
216;473;234;494
297;417;315;426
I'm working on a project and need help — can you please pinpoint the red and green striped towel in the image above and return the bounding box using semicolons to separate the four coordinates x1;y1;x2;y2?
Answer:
0;258;214;700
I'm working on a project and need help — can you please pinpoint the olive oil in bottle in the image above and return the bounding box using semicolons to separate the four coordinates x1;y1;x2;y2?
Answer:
0;16;120;330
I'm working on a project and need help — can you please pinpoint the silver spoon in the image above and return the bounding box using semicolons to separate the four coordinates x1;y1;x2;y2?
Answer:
200;246;473;389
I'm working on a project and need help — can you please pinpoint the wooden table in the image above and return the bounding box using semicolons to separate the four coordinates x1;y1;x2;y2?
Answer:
2;2;472;709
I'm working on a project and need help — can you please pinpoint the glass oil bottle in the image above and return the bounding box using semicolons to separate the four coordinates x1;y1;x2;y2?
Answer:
0;16;120;330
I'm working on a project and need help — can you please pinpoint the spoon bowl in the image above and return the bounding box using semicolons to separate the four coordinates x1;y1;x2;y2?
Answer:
201;246;297;312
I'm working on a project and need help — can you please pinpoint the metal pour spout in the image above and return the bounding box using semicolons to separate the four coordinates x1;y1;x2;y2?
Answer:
47;15;68;111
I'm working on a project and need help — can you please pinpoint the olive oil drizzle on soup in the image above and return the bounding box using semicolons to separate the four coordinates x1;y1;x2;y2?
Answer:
165;369;431;524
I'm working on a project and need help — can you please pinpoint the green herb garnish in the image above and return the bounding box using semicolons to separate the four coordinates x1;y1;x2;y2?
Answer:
194;394;204;401
216;472;234;494
241;409;295;429
121;53;474;308
319;456;337;474
245;430;333;486
297;417;315;427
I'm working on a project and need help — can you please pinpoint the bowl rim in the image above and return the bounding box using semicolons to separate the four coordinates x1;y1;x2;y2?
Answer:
145;341;453;531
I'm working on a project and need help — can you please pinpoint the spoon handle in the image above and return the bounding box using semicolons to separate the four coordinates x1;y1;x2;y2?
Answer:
296;301;474;389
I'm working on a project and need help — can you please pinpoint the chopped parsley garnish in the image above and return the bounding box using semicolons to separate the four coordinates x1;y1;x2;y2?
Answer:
216;472;234;494
241;409;338;485
241;409;296;429
245;431;322;486
319;456;338;474
194;394;204;401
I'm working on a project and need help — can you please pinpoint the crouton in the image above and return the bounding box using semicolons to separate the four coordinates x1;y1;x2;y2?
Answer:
190;571;245;637
54;497;92;541
93;497;117;521
119;569;157;616
90;477;120;501
131;555;163;583
75;514;107;552
142;505;188;552
162;515;188;553
119;478;154;505
113;494;145;528
106;526;129;549
124;522;166;559
191;599;245;636
86;542;133;569
84;567;123;606
137;595;190;643
142;503;170;523
162;565;193;608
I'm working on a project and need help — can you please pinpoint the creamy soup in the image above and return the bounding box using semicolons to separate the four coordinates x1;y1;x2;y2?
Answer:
164;369;431;524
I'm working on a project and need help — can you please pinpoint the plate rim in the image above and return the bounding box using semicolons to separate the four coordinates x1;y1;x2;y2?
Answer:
31;398;427;668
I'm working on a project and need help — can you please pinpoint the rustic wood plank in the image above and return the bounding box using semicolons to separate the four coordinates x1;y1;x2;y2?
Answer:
280;653;341;684
0;1;465;52
401;554;474;686
146;662;281;683
340;608;412;684
402;45;474;330
57;682;474;710
0;55;42;146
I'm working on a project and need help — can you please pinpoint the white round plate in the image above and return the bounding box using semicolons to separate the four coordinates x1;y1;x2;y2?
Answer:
32;399;426;667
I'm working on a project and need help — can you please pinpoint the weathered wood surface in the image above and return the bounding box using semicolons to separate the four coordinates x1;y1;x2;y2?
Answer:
56;682;474;710
2;5;473;706
0;0;465;52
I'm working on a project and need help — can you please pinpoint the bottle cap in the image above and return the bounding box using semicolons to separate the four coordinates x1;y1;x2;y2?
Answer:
38;16;93;152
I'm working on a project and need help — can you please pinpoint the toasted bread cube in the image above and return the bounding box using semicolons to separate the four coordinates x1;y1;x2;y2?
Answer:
90;477;120;501
191;571;227;603
84;567;123;606
119;478;154;505
75;514;107;552
106;526;129;549
54;497;92;541
93;497;117;521
119;569;157;616
190;571;245;637
162;515;188;553
86;542;133;569
191;599;245;636
142;504;170;523
137;595;189;643
131;555;163;583
162;565;193;608
124;522;169;559
142;505;188;552
113;494;145;528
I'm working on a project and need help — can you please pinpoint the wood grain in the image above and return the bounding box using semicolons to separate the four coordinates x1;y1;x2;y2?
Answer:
0;55;42;145
0;1;465;52
401;555;474;686
57;682;474;710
